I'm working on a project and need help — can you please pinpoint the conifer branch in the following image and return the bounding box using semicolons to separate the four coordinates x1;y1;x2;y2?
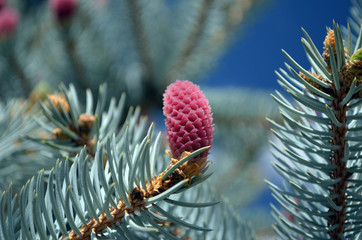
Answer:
269;20;362;240
325;26;358;239
164;0;214;83
125;0;160;108
61;28;88;92
126;0;154;81
8;51;32;96
326;39;349;237
328;86;349;239
67;149;209;239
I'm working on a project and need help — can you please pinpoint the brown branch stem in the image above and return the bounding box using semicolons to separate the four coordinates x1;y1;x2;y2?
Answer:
8;51;32;96
62;28;88;92
328;87;349;239
126;0;154;81
67;198;143;240
163;0;214;83
125;0;162;109
66;153;208;239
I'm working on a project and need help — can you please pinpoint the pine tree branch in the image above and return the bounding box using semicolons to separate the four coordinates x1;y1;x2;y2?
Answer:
328;83;349;239
269;20;362;239
76;7;119;90
67;150;209;239
125;0;162;109
126;0;154;81
8;50;32;96
61;28;89;92
163;0;214;83
324;28;350;239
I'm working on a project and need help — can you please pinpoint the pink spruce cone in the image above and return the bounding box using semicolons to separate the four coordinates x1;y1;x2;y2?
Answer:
50;0;77;22
0;8;19;38
163;80;214;160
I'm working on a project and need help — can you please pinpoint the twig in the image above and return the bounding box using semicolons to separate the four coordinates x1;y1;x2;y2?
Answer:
8;51;32;96
328;87;349;239
163;0;214;84
126;0;154;81
125;0;162;109
62;28;88;92
67;152;208;239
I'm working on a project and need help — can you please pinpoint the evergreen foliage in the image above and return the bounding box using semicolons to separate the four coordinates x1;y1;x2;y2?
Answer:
0;100;51;191
0;0;266;238
0;0;360;239
0;83;256;239
0;0;258;109
267;1;362;239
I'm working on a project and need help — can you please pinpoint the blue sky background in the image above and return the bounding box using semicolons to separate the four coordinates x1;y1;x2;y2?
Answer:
203;0;351;91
